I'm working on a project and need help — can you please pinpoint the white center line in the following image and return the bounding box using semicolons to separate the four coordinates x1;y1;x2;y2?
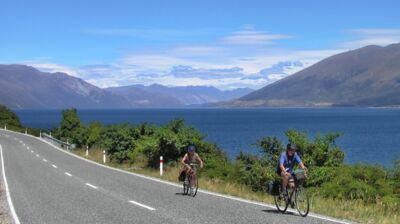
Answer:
27;147;29;150
52;164;57;168
43;159;47;162
85;183;98;189
129;200;156;211
36;154;39;157
65;172;72;177
30;150;34;153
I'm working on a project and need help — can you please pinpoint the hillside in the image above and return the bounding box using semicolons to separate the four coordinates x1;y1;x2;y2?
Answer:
0;65;127;109
225;43;400;107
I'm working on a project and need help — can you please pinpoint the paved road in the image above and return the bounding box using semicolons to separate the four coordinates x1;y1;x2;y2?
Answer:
0;129;350;224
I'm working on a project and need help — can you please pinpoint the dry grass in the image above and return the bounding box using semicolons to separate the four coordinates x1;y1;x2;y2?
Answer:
73;148;399;224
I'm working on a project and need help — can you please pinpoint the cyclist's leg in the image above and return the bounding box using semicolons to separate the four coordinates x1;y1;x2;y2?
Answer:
288;173;295;188
183;167;190;184
190;170;197;188
280;171;289;191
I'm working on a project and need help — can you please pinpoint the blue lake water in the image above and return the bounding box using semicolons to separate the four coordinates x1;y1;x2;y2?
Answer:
14;108;400;166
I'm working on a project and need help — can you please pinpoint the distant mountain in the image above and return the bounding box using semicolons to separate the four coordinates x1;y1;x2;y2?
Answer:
104;85;183;107
0;64;253;109
105;84;254;106
222;43;400;107
0;64;128;109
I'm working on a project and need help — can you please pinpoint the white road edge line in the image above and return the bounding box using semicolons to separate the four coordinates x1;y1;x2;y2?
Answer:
1;129;353;224
52;164;57;168
43;159;47;162
129;200;156;211
65;172;72;177
85;183;98;189
30;150;34;153
36;154;39;157
0;144;21;224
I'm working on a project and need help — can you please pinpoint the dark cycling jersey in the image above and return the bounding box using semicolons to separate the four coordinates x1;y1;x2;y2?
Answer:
276;151;302;174
184;153;200;165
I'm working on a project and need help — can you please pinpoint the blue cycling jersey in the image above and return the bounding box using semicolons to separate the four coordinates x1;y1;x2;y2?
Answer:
277;151;302;174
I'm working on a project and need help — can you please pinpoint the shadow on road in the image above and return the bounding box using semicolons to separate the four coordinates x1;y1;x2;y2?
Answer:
262;209;296;216
175;192;186;196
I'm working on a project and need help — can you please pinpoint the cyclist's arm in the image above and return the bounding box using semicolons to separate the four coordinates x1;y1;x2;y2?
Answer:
279;153;288;175
279;164;288;175
299;162;307;172
181;154;190;169
295;153;307;171
196;153;204;168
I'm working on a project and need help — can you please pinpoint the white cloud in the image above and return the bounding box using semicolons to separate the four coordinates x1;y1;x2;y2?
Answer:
169;66;244;79
342;29;400;48
24;47;340;90
85;28;205;39
220;28;291;45
20;26;373;90
23;62;80;77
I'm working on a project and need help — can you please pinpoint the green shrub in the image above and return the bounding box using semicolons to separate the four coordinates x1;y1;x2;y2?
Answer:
0;104;22;128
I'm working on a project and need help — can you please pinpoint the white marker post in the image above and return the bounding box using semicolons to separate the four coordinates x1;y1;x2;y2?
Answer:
86;145;89;156
4;124;6;130
66;140;69;151
160;156;163;176
25;128;27;135
103;150;106;164
40;131;42;138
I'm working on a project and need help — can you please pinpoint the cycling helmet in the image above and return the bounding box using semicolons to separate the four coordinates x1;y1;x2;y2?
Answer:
188;145;196;153
287;143;297;151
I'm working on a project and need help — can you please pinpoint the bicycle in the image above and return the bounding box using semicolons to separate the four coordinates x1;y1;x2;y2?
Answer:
274;169;309;217
182;163;199;197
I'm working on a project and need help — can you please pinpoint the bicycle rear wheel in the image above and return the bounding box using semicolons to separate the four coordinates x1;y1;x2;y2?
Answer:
295;186;309;217
274;185;288;213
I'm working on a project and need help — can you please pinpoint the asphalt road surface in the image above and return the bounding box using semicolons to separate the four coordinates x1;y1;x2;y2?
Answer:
0;129;352;224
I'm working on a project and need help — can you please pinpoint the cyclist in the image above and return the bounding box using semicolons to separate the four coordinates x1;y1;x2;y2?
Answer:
277;143;307;194
181;145;204;195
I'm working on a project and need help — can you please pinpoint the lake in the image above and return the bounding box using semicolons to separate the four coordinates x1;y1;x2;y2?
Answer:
14;108;400;166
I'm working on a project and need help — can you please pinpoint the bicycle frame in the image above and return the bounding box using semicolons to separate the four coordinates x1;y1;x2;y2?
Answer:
182;163;199;197
274;170;309;217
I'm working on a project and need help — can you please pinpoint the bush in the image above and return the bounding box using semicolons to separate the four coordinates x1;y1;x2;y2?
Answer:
58;108;86;147
319;165;398;204
0;104;22;128
100;124;137;163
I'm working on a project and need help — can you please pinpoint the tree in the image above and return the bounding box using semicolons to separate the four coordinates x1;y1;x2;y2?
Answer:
85;122;102;148
59;108;86;147
285;129;344;167
101;124;137;163
0;104;21;128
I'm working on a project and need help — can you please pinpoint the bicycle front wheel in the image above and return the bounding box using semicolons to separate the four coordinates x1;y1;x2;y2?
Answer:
189;175;199;197
295;186;309;217
183;178;189;195
274;185;288;213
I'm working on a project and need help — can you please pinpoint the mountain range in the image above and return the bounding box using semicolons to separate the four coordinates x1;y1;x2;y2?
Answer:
0;64;253;109
222;43;400;107
106;84;253;107
2;43;400;109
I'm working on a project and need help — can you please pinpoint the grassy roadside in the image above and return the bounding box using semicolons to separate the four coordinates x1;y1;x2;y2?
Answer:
73;148;398;224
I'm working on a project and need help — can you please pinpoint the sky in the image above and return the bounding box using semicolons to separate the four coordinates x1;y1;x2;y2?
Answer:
1;0;400;90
